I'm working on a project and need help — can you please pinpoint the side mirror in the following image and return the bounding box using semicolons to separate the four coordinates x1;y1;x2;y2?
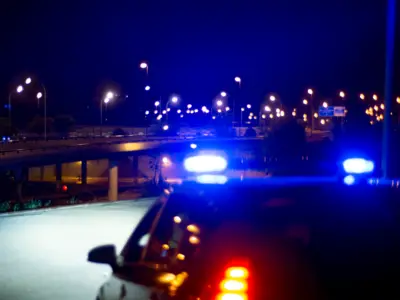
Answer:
88;244;116;266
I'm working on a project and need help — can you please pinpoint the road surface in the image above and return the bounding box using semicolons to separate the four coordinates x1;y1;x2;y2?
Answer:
0;199;155;300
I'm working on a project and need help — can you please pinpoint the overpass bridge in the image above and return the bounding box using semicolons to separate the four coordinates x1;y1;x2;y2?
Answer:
0;137;263;202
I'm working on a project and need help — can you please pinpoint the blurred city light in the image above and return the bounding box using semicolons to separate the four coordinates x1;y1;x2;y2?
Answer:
201;106;207;112
262;114;266;119
104;98;110;104
167;108;171;112
307;89;313;95
157;115;162;120
177;109;182;114
220;91;227;97
320;119;326;125
186;110;190;114
339;91;345;98
171;96;179;103
187;104;192;109
280;110;285;117
360;93;365;100
16;85;24;93
234;77;241;83
380;104;385;110
314;112;318;118
397;97;400;104
303;99;308;105
241;107;245;111
145;85;150;91
217;109;222;113
212;116;216;120
162;110;167;114
106;91;114;99
292;111;296;117
25;77;32;85
264;106;271;112
163;125;169;131
246;104;251;109
140;62;148;69
269;95;276;101
276;108;280;113
155;101;160;106
190;143;197;149
322;102;328;108
269;114;274;119
194;109;199;113
216;100;223;107
36;92;43;99
180;114;184;118
154;110;158;114
225;106;230;111
145;110;150;115
373;94;378;101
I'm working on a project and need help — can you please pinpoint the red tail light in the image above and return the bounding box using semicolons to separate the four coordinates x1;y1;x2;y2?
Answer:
216;266;249;300
62;185;68;192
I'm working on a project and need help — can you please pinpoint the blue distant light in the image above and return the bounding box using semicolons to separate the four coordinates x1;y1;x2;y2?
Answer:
196;174;228;184
343;175;356;185
343;158;374;174
184;155;227;173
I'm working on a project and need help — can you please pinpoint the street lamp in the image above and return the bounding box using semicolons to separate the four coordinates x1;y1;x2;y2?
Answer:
234;77;241;88
139;62;149;75
307;89;315;134
339;91;345;98
373;94;378;101
220;91;227;97
269;95;276;102
25;77;32;85
264;105;271;112
246;104;251;109
322;102;328;108
16;85;23;93
155;101;160;107
166;95;179;121
360;93;365;100
303;99;308;105
216;100;223;107
145;85;151;91
101;91;115;132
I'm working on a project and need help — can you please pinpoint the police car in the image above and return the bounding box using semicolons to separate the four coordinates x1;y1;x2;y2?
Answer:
88;154;400;300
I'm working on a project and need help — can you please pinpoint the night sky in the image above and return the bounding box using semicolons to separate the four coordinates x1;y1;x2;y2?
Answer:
0;0;397;126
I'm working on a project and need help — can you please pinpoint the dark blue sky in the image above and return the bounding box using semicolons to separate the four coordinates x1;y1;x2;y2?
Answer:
0;0;396;125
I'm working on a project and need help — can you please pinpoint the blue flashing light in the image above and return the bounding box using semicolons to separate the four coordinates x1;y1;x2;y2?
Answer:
343;175;356;185
184;155;227;173
196;174;228;184
343;158;374;174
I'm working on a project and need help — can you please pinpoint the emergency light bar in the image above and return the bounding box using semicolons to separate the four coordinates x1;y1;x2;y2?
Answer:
184;155;227;173
343;158;375;174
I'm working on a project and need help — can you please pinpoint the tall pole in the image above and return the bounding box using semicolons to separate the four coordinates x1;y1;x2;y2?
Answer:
310;94;315;136
382;0;396;178
8;93;12;127
100;99;103;136
42;84;47;140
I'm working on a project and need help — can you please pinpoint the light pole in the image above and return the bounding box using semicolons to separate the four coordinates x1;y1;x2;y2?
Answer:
36;83;47;140
140;62;149;75
166;95;179;121
307;89;314;135
101;91;114;136
8;85;24;127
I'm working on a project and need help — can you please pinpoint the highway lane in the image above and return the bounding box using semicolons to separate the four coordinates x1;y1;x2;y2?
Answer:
0;199;155;300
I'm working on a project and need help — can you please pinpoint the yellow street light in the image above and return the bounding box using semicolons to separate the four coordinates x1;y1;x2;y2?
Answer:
373;94;378;101
303;99;308;105
360;93;365;100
